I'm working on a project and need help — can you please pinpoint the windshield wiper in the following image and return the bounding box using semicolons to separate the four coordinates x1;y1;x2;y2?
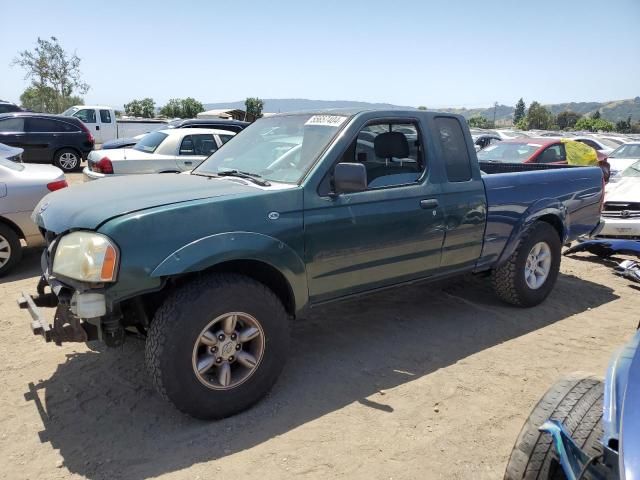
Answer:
216;170;271;186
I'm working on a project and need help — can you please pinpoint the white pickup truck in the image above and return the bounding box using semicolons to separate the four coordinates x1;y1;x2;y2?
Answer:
62;105;168;145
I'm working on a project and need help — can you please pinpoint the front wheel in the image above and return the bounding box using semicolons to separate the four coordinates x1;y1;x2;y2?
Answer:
492;222;561;307
145;274;290;419
53;148;81;172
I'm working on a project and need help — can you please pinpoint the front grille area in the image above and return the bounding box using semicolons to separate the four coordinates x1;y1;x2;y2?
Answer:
602;202;640;218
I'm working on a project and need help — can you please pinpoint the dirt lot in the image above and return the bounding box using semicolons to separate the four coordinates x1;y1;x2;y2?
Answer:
0;173;638;480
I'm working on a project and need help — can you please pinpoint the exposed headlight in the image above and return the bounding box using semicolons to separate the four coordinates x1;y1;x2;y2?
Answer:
53;232;119;282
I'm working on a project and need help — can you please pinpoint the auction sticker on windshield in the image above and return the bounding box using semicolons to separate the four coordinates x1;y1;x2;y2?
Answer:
305;115;348;127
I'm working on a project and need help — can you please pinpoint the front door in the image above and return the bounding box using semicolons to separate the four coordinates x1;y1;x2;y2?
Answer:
304;120;445;303
176;134;218;171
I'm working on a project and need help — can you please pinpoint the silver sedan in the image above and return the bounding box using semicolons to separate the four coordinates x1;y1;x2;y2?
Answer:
0;157;67;275
83;128;235;180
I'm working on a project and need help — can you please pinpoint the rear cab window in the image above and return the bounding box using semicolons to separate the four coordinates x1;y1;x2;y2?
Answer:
434;117;472;182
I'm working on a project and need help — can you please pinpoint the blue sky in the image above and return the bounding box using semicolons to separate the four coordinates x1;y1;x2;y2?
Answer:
2;0;639;109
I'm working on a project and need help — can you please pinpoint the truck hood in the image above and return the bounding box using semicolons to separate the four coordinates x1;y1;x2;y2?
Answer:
605;177;640;203
33;173;266;233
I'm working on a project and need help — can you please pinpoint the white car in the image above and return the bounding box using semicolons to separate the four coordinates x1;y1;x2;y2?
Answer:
606;142;640;181
599;159;640;239
571;136;618;155
0;142;24;162
83;128;235;180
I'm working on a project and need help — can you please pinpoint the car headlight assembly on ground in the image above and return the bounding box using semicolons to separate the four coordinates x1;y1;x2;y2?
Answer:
52;231;119;282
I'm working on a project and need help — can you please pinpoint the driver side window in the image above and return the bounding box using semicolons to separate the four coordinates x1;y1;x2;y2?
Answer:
340;121;425;189
74;109;96;123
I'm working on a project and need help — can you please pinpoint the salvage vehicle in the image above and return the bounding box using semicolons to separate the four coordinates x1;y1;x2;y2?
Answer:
62;105;168;145
597;160;640;239
101;118;249;150
0;113;95;172
0;158;66;276
607;142;640;181
20;109;605;419
83;128;235;180
504;328;640;480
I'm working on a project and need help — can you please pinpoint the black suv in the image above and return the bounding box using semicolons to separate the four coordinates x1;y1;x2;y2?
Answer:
0;100;22;114
0;113;95;172
101;118;251;150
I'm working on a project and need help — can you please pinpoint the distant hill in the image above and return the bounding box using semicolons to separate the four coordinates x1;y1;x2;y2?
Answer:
203;97;640;124
439;97;640;124
203;98;415;113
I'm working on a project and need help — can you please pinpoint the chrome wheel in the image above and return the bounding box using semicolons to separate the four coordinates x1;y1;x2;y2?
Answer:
0;234;11;268
192;312;265;390
58;152;78;170
525;241;551;290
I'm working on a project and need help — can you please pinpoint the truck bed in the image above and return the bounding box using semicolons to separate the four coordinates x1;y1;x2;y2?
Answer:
476;163;604;270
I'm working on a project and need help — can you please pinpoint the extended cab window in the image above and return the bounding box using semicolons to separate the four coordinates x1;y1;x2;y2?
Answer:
74;109;96;123
180;134;217;156
434;117;472;182
340;121;425;189
100;109;112;123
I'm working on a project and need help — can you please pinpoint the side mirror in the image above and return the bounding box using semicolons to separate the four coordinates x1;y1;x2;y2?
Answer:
333;162;367;195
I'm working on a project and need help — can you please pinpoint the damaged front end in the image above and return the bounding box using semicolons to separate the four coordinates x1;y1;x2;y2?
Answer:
17;228;127;347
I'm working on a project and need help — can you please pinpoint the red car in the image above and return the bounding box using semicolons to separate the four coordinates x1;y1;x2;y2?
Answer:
478;137;610;180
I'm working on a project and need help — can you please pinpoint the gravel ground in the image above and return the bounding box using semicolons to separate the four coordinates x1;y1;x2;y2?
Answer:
0;172;637;479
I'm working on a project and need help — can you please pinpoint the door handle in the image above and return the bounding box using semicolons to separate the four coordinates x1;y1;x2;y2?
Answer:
96;126;100;130
420;199;439;209
184;161;193;165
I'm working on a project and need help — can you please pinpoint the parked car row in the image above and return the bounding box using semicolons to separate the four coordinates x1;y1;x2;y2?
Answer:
0;112;95;172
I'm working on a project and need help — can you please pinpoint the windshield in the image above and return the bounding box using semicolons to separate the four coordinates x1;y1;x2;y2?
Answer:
609;143;640;159
194;114;348;183
477;142;540;163
132;131;168;153
621;160;640;178
61;107;80;116
0;157;25;171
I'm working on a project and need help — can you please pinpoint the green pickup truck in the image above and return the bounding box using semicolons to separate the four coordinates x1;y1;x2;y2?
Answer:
21;109;604;418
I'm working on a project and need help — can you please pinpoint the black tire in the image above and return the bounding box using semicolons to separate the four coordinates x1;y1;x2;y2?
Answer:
145;273;290;419
53;148;81;172
0;223;22;277
504;376;604;480
492;222;561;307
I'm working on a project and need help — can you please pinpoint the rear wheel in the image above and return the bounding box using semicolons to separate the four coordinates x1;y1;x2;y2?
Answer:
0;223;22;277
504;376;604;480
145;273;290;419
492;222;561;307
53;148;81;172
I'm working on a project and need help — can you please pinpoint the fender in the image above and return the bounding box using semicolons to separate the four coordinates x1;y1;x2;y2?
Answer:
495;198;566;268
151;231;308;312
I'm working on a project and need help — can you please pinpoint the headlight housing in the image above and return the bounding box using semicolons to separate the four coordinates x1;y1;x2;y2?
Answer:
52;232;119;282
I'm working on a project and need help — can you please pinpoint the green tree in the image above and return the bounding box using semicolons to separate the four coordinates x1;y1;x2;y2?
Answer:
159;98;184;118
556;110;581;130
615;116;632;133
468;116;491;129
245;97;264;120
524;101;555;130
12;36;89;113
140;98;156;118
592;110;601;120
124;99;143;117
574;117;615;132
417;105;427;110
513;98;526;125
180;97;204;118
